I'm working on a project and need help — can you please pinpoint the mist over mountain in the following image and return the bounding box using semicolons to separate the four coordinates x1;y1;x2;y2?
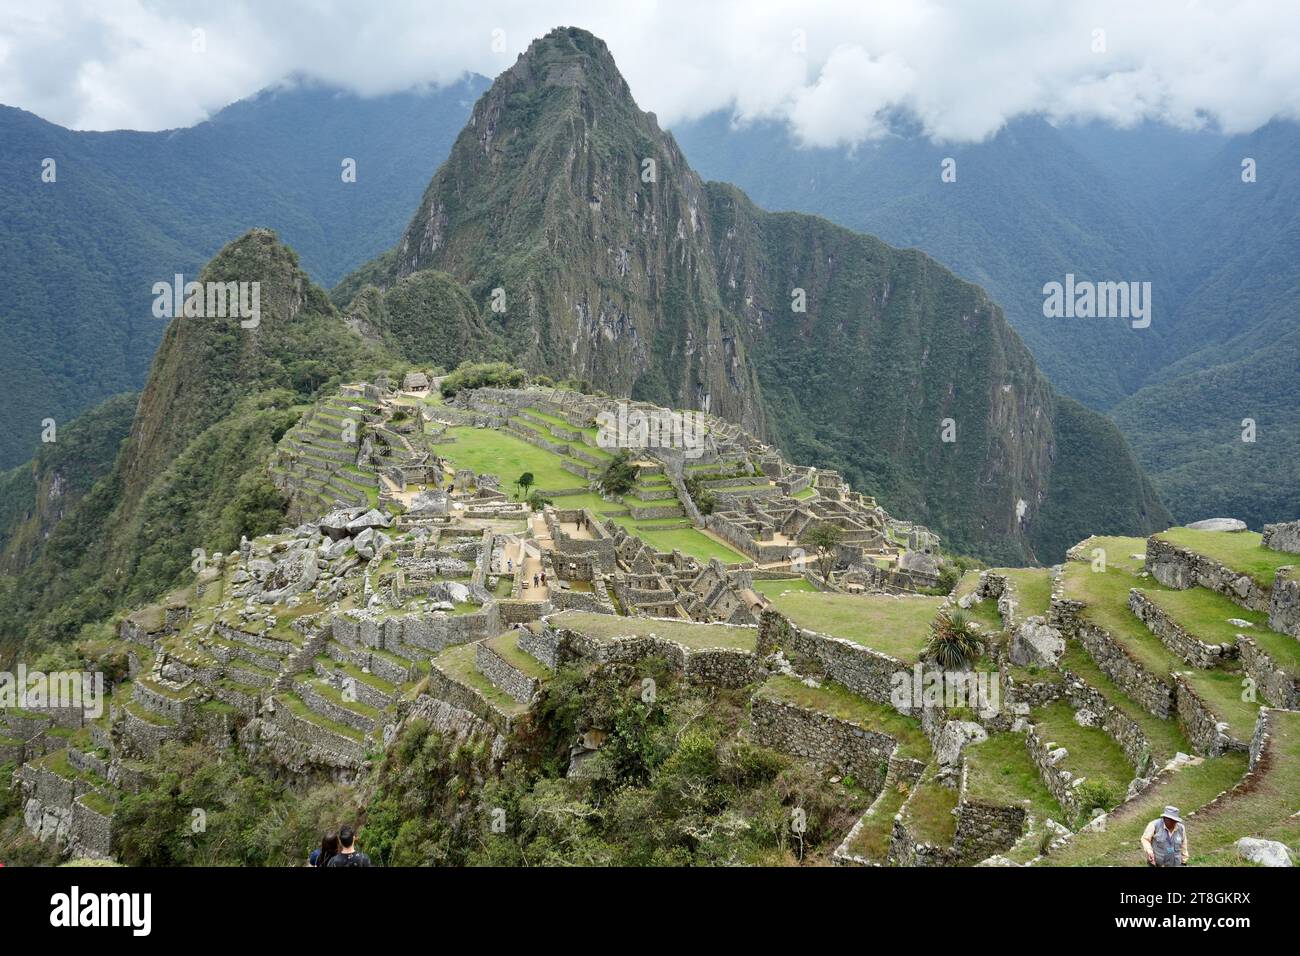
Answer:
0;77;485;469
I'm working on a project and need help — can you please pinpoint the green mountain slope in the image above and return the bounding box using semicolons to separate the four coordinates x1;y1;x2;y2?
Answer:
0;230;385;653
0;79;483;470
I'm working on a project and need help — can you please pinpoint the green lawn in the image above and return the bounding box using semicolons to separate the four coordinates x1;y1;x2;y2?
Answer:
634;527;746;564
1070;535;1149;575
550;610;756;651
998;568;1053;619
1032;699;1135;810
964;732;1063;822
757;675;930;760
1156;528;1291;589
437;426;585;492
753;577;817;597
767;592;944;662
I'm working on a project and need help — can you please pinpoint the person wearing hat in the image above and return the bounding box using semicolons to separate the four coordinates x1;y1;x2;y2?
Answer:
1141;806;1188;866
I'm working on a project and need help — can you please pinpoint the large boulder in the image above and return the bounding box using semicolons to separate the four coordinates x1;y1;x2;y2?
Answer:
934;720;987;768
256;548;319;604
352;527;392;560
898;549;939;577
346;508;392;533
1010;617;1065;667
320;508;368;541
1235;837;1293;867
1185;518;1248;532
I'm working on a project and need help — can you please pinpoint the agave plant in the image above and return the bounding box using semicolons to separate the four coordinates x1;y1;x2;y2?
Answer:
926;610;981;670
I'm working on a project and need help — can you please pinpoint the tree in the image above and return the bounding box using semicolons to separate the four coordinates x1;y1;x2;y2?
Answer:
804;523;843;582
526;490;553;513
597;452;637;497
516;471;535;500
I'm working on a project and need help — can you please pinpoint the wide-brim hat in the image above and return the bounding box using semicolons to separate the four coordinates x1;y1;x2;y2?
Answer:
1161;806;1182;823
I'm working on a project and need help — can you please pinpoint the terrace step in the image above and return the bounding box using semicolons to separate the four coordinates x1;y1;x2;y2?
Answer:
311;657;399;711
266;690;368;766
292;677;381;735
474;630;553;705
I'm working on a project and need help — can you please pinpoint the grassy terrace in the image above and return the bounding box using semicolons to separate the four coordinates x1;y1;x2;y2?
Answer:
1155;528;1291;589
316;657;397;695
753;577;817;598
487;631;553;682
1060;563;1262;741
758;675;930;760
766;592;944;663
844;782;909;862
902;766;958;846
301;677;382;721
1059;643;1191;761
634;527;745;564
1139;586;1300;676
522;406;599;439
550;610;756;651
1190;710;1300;865
1072;534;1149;574
434;643;527;715
951;570;1003;631
964;732;1063;822
1061;562;1179;676
437;425;584;491
1038;754;1251;866
999;568;1052;619
279;691;365;741
1032;700;1134;804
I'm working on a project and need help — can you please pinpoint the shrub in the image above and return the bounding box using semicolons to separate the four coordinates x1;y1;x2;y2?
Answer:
926;610;981;669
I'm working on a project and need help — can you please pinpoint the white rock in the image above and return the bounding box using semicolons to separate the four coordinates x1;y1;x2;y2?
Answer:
1186;518;1248;532
1010;617;1064;667
1235;837;1293;867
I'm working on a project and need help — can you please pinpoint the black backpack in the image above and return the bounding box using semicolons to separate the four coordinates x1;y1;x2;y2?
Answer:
333;850;371;867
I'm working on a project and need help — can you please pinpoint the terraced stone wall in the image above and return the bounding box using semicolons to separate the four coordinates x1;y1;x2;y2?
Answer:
1146;536;1270;612
748;693;896;793
758;611;906;708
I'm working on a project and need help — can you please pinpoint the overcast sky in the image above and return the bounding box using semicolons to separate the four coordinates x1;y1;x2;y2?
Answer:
2;0;1298;144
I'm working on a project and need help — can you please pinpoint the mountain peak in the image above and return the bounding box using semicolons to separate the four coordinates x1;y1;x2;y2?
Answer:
510;26;626;94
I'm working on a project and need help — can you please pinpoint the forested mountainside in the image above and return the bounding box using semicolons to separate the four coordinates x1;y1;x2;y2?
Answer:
673;112;1300;528
0;78;484;469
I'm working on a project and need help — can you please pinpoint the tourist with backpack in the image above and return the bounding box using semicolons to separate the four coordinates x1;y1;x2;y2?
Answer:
327;824;373;866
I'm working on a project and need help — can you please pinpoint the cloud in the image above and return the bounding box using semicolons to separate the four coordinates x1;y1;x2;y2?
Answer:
1;0;1298;143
